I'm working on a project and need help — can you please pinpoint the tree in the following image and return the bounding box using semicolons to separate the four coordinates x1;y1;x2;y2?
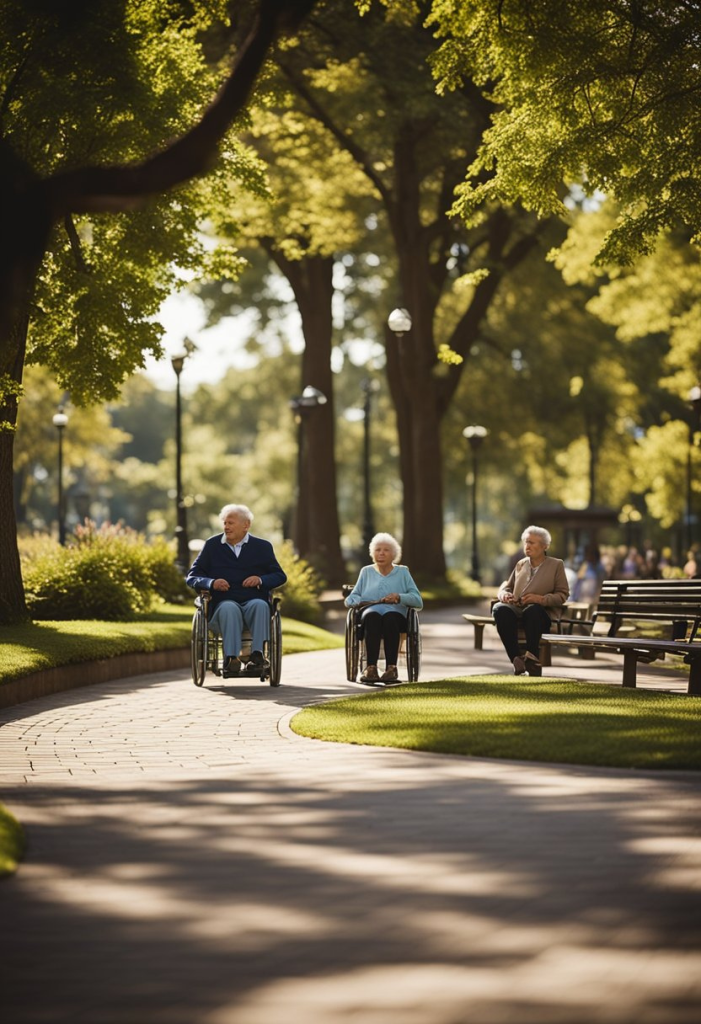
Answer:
419;0;701;263
274;0;546;578
198;98;383;582
0;0;316;623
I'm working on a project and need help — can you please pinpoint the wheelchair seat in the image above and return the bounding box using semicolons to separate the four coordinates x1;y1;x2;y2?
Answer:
190;589;283;688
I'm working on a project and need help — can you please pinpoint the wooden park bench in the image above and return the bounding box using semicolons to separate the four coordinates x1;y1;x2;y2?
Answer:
542;578;701;694
462;601;592;667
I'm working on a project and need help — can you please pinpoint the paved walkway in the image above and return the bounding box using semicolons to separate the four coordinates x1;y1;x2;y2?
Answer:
1;608;700;1023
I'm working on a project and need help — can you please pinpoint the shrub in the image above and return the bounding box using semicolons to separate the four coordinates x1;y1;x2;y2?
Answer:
21;521;187;620
276;541;325;624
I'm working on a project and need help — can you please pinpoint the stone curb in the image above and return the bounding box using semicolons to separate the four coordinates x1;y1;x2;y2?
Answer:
0;647;191;710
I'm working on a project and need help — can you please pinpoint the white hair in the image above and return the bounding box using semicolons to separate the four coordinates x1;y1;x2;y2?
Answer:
219;504;254;526
521;524;551;549
369;532;402;563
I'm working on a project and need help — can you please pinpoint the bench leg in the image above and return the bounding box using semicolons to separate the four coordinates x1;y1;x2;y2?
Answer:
539;641;551;667
688;658;701;696
622;650;638;688
473;623;485;651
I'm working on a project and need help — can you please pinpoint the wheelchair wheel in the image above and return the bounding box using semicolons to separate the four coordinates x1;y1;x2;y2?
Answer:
191;607;207;687
345;608;359;681
406;609;421;682
268;605;282;686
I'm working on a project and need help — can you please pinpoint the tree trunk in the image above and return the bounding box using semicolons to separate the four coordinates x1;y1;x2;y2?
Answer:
277;254;346;585
0;279;38;625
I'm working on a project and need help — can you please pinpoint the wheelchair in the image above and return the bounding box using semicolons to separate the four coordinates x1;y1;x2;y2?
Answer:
190;589;283;688
342;587;422;684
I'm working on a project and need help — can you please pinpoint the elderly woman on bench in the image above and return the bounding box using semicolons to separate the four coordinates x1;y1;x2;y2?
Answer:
493;525;569;676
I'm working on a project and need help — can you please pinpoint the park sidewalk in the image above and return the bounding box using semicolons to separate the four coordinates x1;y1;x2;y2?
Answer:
1;606;699;1023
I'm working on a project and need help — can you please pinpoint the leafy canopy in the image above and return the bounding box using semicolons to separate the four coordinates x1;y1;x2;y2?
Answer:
374;0;701;264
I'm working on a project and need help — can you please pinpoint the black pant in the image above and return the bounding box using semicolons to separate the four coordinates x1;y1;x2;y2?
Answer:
492;602;551;661
362;611;405;665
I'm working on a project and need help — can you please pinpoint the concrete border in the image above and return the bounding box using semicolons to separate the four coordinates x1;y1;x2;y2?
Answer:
0;647;190;710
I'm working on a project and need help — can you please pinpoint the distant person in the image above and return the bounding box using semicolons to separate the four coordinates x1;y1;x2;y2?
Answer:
684;549;701;578
186;504;287;677
493;525;569;676
621;546;643;579
345;532;423;684
572;544;606;602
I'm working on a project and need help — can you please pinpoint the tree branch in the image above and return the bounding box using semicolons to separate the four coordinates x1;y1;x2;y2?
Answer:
63;215;90;274
277;59;393;208
42;0;317;217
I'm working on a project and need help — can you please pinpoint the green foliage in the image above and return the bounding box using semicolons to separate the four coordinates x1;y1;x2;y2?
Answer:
20;521;188;620
420;0;701;264
277;540;325;623
292;676;701;770
0;803;25;877
1;0;261;405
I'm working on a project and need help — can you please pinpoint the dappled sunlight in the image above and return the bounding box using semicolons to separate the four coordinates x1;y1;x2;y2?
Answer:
206;947;698;1024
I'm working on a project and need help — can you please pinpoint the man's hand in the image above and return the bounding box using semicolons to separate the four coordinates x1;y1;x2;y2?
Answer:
521;593;544;605
382;593;400;604
213;579;230;591
243;575;262;588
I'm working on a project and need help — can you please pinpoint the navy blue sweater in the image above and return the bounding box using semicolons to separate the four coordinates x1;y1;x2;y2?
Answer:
186;534;287;609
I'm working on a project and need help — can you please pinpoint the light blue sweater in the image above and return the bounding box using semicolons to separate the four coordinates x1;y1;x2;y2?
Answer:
344;564;423;619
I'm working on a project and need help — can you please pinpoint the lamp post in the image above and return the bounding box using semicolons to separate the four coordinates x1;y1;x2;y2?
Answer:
52;406;69;545
171;338;197;571
360;377;380;553
686;385;701;553
462;425;488;582
288;385;327;553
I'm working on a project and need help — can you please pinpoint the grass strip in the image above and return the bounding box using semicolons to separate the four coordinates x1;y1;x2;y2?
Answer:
0;607;343;686
292;675;701;771
0;802;25;877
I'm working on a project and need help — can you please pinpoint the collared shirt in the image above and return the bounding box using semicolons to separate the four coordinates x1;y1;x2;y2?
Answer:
221;532;250;558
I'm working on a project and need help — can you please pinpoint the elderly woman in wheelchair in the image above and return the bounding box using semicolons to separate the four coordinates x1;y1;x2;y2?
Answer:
345;532;423;685
186;503;286;687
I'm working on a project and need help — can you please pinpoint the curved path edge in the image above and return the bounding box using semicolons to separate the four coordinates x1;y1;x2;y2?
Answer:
0;647;190;710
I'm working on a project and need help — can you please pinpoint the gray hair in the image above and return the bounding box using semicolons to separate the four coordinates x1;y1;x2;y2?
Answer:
369;532;402;563
521;524;551;549
219;503;254;526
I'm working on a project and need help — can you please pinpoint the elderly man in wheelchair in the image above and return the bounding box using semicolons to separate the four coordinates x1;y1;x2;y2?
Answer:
186;503;286;687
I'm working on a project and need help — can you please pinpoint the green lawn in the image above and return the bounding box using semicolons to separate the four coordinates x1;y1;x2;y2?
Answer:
0;605;343;686
292;675;701;771
0;803;25;877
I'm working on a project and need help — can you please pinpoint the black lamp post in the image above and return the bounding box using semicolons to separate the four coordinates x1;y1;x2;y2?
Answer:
52;405;69;545
171;338;197;571
686;385;701;553
360;377;380;553
462;425;488;582
288;385;327;552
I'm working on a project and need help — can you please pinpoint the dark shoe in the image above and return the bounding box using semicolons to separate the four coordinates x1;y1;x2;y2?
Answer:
525;655;542;677
248;650;269;670
512;656;527;676
380;666;399;684
223;656;242;678
360;665;379;684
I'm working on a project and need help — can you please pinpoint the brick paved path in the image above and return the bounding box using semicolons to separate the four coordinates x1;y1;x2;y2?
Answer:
1;611;700;1023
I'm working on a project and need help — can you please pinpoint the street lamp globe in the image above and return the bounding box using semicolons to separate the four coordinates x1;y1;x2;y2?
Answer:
462;424;488;448
52;408;69;430
387;308;412;336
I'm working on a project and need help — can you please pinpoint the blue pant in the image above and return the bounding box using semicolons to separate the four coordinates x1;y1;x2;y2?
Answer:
492;602;551;661
209;599;269;658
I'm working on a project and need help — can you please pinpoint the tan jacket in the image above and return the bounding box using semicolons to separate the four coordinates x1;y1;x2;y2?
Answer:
499;556;569;619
